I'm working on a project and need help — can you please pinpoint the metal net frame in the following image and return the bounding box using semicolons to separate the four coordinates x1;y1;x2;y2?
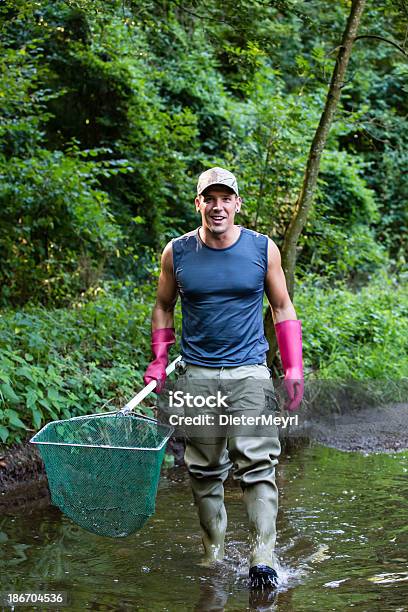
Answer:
30;413;173;538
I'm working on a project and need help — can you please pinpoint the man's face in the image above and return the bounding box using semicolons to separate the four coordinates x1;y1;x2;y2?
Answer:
195;186;242;235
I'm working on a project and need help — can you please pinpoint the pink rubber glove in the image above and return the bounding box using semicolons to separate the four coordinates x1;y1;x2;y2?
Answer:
143;328;176;393
275;319;304;411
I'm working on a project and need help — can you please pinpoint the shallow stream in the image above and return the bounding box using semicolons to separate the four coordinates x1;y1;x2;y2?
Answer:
1;444;407;611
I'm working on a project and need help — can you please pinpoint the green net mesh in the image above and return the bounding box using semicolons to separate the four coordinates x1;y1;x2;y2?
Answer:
30;414;172;538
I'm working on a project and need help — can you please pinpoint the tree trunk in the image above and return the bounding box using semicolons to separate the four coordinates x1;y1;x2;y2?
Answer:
265;0;366;366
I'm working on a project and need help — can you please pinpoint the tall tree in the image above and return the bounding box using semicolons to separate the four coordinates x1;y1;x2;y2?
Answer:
265;0;367;365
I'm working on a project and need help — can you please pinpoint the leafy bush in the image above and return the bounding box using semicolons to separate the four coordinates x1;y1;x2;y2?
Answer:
0;287;156;445
0;147;130;306
296;270;408;381
298;151;387;284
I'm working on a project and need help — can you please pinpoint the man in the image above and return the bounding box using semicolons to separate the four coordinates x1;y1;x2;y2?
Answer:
143;167;303;589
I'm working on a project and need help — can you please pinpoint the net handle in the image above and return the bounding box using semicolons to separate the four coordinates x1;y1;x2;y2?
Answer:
119;355;182;416
79;356;182;420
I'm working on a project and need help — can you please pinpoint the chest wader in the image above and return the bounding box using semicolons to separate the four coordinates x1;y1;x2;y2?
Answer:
182;363;281;567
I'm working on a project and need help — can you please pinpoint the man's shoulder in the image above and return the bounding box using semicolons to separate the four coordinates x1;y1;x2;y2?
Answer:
171;229;199;259
240;226;270;243
172;228;198;244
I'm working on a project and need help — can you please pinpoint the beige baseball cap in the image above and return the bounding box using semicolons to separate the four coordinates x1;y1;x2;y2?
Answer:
197;167;239;196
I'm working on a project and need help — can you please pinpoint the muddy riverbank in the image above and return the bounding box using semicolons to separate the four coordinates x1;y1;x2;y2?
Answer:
281;401;408;454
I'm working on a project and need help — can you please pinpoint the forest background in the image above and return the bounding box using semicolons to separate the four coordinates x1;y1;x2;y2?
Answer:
0;0;407;446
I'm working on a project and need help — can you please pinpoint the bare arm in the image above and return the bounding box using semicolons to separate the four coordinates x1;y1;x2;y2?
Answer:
151;241;178;331
264;238;297;323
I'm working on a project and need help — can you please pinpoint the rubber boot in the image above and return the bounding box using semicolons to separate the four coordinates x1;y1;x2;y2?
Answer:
189;471;228;564
198;500;227;565
243;482;279;587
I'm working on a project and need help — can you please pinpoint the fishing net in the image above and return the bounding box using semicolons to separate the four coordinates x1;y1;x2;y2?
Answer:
30;413;173;538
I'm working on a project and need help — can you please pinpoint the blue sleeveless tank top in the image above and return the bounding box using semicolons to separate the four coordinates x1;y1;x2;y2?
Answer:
172;226;269;367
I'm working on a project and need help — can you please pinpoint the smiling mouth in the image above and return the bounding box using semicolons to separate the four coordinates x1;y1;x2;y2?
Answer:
211;216;226;221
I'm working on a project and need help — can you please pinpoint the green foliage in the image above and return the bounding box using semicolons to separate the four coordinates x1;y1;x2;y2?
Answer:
229;64;325;237
318;151;380;227
298;151;387;284
0;45;53;157
0;146;129;306
296;271;408;381
1;0;406;307
0;286;156;445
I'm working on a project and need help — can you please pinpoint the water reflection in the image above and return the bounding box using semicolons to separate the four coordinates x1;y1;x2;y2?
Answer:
1;445;407;611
